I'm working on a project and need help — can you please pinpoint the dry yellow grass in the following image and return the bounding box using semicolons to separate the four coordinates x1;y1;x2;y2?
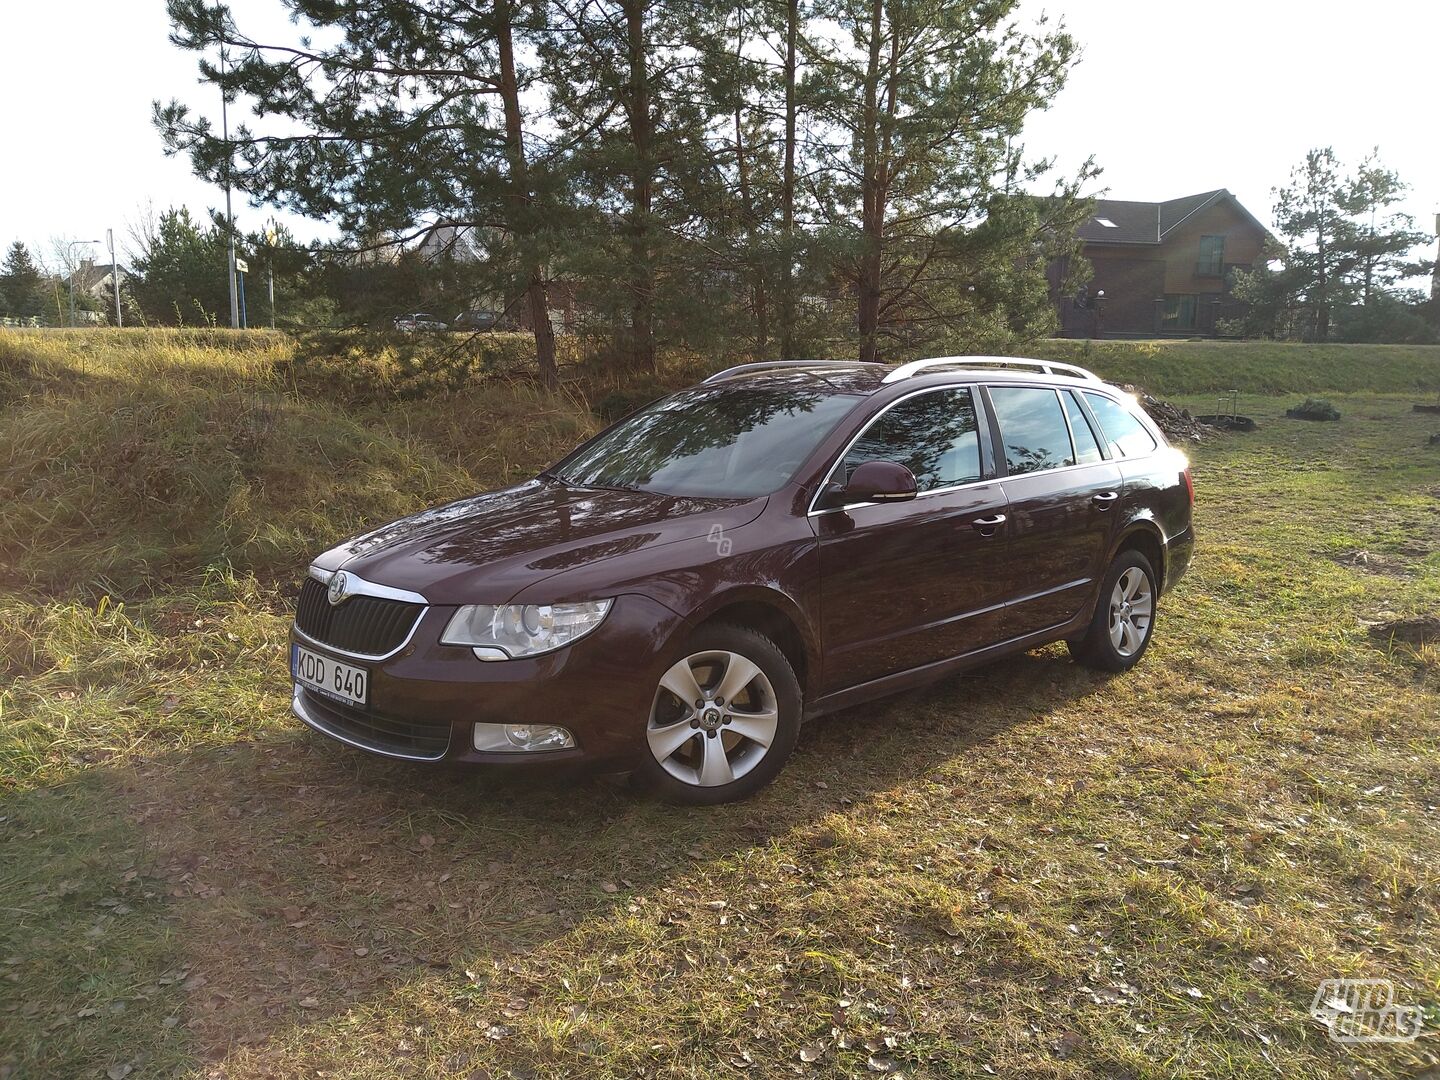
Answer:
2;331;1439;1078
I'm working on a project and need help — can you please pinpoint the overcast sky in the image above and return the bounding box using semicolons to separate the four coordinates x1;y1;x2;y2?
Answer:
1;0;1435;268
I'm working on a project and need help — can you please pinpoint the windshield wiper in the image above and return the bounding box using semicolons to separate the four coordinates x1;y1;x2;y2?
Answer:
589;479;646;493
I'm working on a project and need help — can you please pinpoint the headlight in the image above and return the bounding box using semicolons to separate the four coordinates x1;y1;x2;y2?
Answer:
441;600;614;660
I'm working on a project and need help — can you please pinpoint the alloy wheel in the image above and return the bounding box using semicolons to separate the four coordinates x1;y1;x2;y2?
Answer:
647;650;779;788
1108;566;1154;657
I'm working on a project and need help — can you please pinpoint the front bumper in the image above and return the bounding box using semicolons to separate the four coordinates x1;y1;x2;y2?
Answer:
289;593;683;770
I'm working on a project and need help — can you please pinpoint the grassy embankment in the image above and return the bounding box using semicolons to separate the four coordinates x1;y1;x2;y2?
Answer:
2;329;1439;1078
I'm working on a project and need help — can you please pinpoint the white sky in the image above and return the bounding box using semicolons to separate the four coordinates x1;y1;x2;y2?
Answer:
1;0;1435;268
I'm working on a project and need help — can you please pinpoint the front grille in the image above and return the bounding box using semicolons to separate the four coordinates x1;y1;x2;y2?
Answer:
296;688;452;760
294;576;424;657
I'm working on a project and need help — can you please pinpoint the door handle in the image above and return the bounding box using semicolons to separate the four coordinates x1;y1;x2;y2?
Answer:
1092;491;1119;509
971;513;1007;536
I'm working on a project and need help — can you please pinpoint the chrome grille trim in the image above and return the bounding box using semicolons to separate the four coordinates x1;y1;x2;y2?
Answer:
291;686;450;762
293;575;427;661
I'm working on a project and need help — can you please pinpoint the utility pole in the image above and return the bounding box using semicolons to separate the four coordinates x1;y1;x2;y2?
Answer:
1433;213;1439;302
265;224;277;329
221;47;239;329
107;229;122;327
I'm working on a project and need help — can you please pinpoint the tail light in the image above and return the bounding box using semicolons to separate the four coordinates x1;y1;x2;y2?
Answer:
1182;467;1195;507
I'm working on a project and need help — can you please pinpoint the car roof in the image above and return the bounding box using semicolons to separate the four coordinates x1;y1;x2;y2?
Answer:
698;358;1116;397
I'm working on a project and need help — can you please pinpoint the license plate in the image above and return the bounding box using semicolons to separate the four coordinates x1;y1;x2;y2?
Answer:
292;644;369;707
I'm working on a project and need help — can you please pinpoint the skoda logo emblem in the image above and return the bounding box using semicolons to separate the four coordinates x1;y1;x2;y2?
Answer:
327;571;352;606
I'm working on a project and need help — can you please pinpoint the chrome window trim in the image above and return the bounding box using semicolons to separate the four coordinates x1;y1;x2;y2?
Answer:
297;565;429;661
806;382;1152;518
807;383;987;516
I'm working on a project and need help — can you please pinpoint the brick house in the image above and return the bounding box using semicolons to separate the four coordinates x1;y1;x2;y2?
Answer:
1051;189;1271;338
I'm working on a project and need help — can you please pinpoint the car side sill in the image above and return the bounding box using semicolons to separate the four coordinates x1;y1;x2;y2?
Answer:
803;612;1089;721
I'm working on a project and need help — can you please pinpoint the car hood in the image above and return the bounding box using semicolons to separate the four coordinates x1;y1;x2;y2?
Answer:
313;479;766;603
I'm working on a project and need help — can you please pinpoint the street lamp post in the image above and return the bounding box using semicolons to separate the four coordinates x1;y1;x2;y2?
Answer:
221;47;239;329
67;239;99;327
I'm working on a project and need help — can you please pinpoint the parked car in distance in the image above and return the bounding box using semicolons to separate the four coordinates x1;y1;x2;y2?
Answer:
450;310;500;331
393;312;449;332
290;357;1195;804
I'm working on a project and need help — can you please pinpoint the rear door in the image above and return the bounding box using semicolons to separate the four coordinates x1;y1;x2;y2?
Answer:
814;385;1011;693
984;384;1124;638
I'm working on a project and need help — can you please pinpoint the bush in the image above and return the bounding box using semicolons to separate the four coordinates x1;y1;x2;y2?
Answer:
1334;296;1439;345
1285;397;1342;421
288;329;583;401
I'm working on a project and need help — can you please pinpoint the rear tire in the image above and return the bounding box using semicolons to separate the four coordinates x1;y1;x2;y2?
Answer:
634;624;801;806
1068;549;1158;672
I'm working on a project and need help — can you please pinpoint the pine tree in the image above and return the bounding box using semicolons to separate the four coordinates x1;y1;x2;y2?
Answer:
1;241;46;319
1269;147;1433;339
807;0;1088;361
156;0;563;385
1343;150;1431;307
129;207;231;325
1272;148;1357;340
541;1;728;375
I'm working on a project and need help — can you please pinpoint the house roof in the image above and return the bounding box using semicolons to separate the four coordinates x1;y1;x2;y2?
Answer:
64;263;125;288
1075;189;1270;244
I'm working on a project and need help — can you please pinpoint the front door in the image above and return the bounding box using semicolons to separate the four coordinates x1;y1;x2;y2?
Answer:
814;386;1012;694
984;384;1123;637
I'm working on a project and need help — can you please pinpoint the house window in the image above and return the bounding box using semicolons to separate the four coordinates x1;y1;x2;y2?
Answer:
1197;235;1225;277
1095;217;1119;229
1163;294;1198;330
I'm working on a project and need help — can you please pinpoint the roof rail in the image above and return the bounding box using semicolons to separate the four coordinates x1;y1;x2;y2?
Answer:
703;360;883;384
881;356;1103;384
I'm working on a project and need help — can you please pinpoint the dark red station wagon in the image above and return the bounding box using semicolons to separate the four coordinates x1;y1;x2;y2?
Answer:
290;357;1195;804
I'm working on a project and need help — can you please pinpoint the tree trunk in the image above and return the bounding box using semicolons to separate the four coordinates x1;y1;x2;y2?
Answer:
856;0;884;364
734;107;769;354
779;0;798;359
1315;225;1329;340
496;0;557;389
624;0;657;377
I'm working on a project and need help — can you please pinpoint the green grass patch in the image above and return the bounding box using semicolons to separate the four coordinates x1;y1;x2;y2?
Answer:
2;330;1440;1077
1028;338;1440;396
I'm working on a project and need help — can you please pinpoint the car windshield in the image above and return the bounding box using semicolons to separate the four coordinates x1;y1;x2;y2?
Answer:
553;382;860;498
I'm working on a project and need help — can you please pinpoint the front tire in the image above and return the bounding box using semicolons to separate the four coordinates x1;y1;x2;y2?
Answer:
634;624;801;806
1068;549;1158;672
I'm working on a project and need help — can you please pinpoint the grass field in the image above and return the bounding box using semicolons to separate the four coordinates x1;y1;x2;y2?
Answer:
2;330;1439;1078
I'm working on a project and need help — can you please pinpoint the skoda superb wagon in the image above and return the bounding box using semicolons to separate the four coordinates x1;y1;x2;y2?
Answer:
290;357;1195;804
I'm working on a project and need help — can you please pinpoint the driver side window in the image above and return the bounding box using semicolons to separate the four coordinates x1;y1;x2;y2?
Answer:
842;388;981;492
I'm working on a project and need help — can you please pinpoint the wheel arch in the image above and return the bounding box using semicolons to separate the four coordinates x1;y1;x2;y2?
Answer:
675;587;817;699
1109;519;1166;589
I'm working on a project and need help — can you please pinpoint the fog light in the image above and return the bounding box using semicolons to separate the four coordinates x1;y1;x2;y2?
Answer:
473;722;575;753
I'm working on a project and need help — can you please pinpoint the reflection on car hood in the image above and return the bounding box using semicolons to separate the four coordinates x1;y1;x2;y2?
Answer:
313;479;766;603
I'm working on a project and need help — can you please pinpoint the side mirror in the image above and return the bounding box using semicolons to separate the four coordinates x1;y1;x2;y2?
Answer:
818;460;918;510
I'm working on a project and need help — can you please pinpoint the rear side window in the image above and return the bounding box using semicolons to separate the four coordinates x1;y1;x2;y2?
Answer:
1083;392;1159;458
988;386;1076;475
843;388;981;492
1062;391;1104;464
